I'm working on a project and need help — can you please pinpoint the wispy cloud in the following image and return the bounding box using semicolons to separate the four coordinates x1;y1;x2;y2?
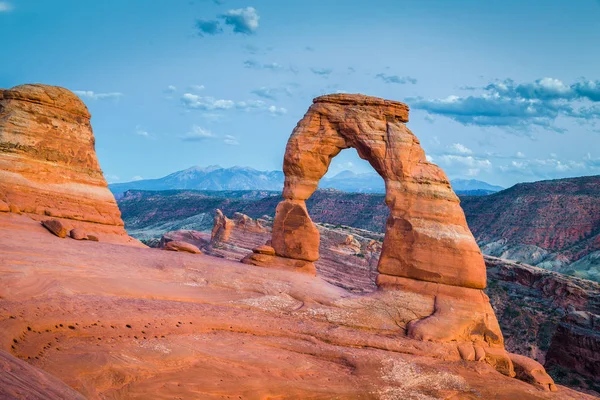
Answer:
243;59;295;73
74;90;123;100
251;86;292;100
195;19;222;36
188;84;205;92
196;7;260;37
224;135;239;145
181;93;235;110
448;143;473;155
164;85;177;93
135;125;150;138
409;77;600;132
180;92;287;116
180;125;217;142
310;67;333;77
220;7;259;34
268;105;287;115
0;1;12;12
376;73;417;84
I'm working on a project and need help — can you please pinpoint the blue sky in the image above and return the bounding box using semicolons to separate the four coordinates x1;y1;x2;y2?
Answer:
1;0;600;187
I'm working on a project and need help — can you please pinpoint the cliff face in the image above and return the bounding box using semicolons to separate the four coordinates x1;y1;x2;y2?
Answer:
461;176;600;282
0;84;139;245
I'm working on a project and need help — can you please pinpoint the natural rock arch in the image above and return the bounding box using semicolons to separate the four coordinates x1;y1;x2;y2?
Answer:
246;93;486;290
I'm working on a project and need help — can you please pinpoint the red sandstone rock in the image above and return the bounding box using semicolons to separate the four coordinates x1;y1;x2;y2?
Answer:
0;200;9;212
273;93;486;289
241;253;317;276
0;84;141;246
246;93;498;351
510;353;557;392
271;199;320;262
1;214;589;399
42;219;68;238
211;209;234;243
69;228;88;240
0;350;86;400
164;240;202;254
253;244;276;255
87;234;99;242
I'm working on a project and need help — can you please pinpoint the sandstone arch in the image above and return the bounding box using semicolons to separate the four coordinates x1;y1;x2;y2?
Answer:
247;93;486;290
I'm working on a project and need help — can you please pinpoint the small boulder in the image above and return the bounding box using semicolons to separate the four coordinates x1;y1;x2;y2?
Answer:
164;241;202;254
509;353;557;392
253;245;276;256
69;228;88;240
0;200;9;212
42;219;68;238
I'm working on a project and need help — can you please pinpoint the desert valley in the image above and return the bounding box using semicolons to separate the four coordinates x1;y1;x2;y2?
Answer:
0;83;599;400
2;2;600;399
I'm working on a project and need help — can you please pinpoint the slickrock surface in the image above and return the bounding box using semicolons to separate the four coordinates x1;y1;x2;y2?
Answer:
200;211;600;396
0;350;85;400
0;212;592;399
0;84;141;246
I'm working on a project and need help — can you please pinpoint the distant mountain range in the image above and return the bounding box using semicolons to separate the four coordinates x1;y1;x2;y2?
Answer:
109;165;503;196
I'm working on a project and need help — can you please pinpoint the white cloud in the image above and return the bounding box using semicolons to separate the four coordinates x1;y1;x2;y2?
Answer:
181;93;287;116
220;7;260;34
437;154;492;170
131;176;144;181
181;93;235;110
74;91;123;100
180;125;216;141
448;143;473;155
135;126;149;137
426;155;434;162
224;135;240;145
516;151;526;158
497;154;600;179
164;85;177;93
0;2;12;12
268;105;287;115
189;85;205;92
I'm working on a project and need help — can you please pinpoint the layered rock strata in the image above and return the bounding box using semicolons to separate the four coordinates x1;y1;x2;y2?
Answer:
0;84;140;246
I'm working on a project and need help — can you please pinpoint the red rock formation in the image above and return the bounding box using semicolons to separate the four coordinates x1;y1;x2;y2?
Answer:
163;240;202;254
42;219;68;238
0;84;141;246
244;94;502;354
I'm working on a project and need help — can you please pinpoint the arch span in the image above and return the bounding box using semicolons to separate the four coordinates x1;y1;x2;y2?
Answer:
248;94;486;290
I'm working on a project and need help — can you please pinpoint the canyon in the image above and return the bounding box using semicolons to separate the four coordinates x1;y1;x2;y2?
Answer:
0;84;595;399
